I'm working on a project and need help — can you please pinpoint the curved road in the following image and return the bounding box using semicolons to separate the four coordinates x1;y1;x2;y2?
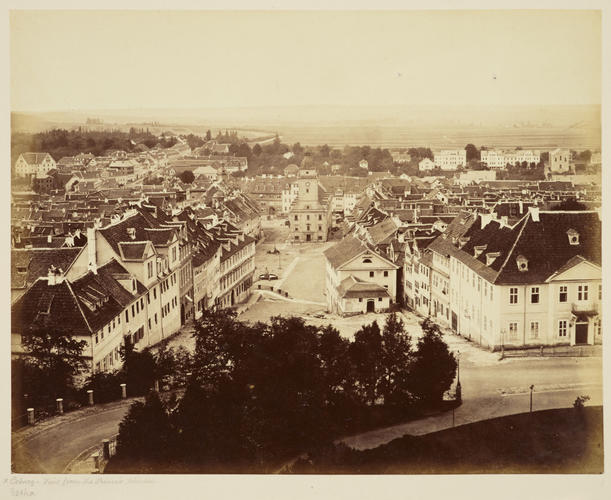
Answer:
12;402;136;473
12;357;602;473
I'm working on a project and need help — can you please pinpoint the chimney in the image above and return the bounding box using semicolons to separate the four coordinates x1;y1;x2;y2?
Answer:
529;206;540;222
87;227;98;274
47;266;64;286
127;228;136;240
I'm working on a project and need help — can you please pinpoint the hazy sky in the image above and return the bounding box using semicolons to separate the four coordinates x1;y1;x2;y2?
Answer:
10;10;601;112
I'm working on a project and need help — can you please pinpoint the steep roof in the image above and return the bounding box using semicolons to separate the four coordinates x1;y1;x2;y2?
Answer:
428;210;601;285
324;235;368;269
11;247;83;290
19;153;52;166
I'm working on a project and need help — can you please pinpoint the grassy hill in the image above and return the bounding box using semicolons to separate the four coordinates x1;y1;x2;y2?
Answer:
291;406;603;474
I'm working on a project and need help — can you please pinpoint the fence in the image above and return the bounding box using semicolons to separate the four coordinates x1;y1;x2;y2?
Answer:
502;344;601;359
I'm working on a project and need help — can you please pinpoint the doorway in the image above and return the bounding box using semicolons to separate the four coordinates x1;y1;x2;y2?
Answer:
575;322;588;344
366;299;375;313
306;234;311;242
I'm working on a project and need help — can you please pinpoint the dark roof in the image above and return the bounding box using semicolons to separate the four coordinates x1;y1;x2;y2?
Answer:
12;259;146;335
11;247;83;290
428;210;601;285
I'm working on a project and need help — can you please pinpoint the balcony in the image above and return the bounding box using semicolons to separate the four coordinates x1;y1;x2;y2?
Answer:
571;302;599;316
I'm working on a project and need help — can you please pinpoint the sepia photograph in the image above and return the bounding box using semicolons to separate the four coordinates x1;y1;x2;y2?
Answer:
4;2;609;493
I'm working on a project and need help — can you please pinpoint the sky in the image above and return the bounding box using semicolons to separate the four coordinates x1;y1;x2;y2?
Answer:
10;10;602;112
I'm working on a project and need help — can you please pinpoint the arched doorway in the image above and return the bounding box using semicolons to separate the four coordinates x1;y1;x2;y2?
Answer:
366;299;375;313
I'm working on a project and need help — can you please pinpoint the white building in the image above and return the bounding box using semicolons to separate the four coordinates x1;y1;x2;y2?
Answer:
324;235;399;316
419;158;435;171
422;209;602;350
433;150;466;170
14;153;57;178
550;149;572;173
481;150;541;169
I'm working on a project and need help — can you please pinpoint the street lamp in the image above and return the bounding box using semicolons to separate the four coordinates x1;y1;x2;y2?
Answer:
500;328;506;360
455;350;462;403
529;384;534;413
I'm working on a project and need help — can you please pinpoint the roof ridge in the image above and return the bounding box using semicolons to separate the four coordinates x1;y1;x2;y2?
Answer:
495;212;531;281
64;279;93;333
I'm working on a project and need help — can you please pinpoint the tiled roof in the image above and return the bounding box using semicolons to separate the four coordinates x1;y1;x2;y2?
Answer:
20;153;52;166
11;247;83;290
428;210;601;285
118;241;149;260
323;235;369;269
338;275;390;299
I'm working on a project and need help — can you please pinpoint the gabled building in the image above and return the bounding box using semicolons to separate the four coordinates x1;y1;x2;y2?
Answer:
324;235;399;316
426;208;601;349
12;259;149;374
14;153;57;178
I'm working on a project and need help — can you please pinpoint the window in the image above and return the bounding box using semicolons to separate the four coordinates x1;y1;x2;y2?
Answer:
140;298;144;309
531;287;540;304
306;215;310;220
153;287;157;300
359;298;362;302
559;285;567;303
509;322;518;341
578;285;589;301
378;297;382;302
558;320;567;337
136;302;139;314
318;215;322;220
95;333;99;344
132;305;135;316
384;271;389;277
490;285;493;301
294;215;298;221
530;321;539;339
363;258;372;264
599;284;602;300
509;287;518;304
369;271;374;278
125;310;129;322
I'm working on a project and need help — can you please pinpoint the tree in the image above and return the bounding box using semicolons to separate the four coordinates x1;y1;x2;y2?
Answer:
292;142;304;156
378;313;413;406
408;319;457;404
21;327;88;399
178;170;195;184
191;309;239;388
114;391;176;462
349;321;384;405
465;144;479;162
205;129;212;141
119;342;156;396
252;143;262;156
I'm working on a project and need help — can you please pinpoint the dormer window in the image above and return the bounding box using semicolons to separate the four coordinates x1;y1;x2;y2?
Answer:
127;227;136;239
474;245;487;258
516;255;529;272
567;228;579;245
362;258;372;264
458;236;470;249
486;252;500;266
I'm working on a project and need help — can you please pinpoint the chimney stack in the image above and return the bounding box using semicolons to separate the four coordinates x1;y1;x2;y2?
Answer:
87;227;98;274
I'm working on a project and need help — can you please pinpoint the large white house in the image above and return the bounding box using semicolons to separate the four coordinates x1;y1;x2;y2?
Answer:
14;153;57;178
433;150;466;170
411;208;601;350
481;149;541;169
550;149;572;173
324;235;399;316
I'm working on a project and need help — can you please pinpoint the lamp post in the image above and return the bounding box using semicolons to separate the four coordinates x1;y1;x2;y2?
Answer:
455;350;462;402
529;384;534;413
500;329;506;360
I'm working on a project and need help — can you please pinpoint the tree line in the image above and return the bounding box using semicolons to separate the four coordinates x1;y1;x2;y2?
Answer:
102;311;457;473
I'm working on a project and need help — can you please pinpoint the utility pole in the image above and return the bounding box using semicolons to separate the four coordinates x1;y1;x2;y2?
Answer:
529;384;534;413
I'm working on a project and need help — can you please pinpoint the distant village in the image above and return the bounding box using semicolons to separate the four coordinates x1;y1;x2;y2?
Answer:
11;132;602;376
